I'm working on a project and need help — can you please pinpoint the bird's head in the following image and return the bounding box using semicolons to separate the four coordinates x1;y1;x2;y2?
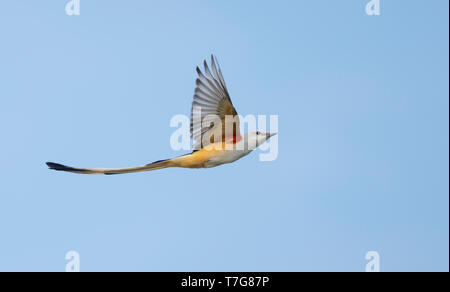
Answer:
247;130;277;148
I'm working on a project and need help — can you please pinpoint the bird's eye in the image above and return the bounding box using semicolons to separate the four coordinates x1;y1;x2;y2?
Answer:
256;131;260;135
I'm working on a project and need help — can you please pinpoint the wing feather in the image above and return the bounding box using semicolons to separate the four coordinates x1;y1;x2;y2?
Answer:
190;55;240;150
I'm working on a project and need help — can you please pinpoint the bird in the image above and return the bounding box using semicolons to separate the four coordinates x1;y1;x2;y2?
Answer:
46;55;276;175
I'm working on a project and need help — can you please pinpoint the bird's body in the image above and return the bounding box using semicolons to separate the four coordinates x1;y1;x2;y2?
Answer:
172;140;249;168
47;56;275;175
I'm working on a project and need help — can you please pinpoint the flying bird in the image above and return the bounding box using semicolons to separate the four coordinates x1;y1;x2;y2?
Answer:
46;55;276;175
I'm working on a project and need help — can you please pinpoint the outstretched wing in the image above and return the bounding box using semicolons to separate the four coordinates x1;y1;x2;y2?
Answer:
190;55;240;150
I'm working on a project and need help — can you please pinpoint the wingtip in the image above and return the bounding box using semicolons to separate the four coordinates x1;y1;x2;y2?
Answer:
211;54;219;63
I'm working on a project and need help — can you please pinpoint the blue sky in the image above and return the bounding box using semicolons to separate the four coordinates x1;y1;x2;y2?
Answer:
0;0;448;271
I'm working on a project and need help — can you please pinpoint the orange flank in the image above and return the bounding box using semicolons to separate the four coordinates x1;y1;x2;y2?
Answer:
172;141;235;168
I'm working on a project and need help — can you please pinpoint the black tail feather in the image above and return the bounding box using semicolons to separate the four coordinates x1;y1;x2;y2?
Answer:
46;162;82;172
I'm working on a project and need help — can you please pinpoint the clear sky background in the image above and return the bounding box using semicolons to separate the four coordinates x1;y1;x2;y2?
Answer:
0;0;448;272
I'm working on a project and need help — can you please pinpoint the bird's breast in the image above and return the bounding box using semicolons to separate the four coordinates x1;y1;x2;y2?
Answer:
204;149;249;168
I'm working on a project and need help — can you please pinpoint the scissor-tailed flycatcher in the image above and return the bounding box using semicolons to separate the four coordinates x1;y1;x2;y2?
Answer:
46;55;276;175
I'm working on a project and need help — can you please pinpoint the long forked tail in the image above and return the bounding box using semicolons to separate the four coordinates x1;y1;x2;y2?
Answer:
46;159;175;175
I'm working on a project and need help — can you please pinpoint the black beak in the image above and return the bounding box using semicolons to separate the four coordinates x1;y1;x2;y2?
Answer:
266;132;277;139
